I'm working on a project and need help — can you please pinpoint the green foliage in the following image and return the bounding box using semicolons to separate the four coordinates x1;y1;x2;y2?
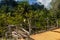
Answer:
0;0;60;36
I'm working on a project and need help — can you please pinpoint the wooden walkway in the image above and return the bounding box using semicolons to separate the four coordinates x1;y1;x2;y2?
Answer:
31;28;60;40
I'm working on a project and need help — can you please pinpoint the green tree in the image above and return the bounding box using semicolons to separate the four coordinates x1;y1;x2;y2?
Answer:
51;0;60;27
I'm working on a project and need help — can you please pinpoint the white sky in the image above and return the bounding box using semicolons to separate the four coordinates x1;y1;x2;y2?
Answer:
37;0;52;8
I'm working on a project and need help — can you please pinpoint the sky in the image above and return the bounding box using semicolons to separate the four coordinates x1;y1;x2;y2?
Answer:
29;0;52;8
37;0;52;7
0;0;52;8
15;0;52;9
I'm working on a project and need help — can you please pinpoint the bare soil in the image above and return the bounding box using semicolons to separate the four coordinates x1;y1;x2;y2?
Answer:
30;28;60;40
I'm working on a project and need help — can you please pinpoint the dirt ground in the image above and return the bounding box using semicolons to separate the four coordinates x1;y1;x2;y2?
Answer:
30;28;60;40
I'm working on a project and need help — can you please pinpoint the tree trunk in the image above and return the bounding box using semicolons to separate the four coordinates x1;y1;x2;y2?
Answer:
56;19;58;28
28;19;32;35
20;28;29;35
46;17;49;30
